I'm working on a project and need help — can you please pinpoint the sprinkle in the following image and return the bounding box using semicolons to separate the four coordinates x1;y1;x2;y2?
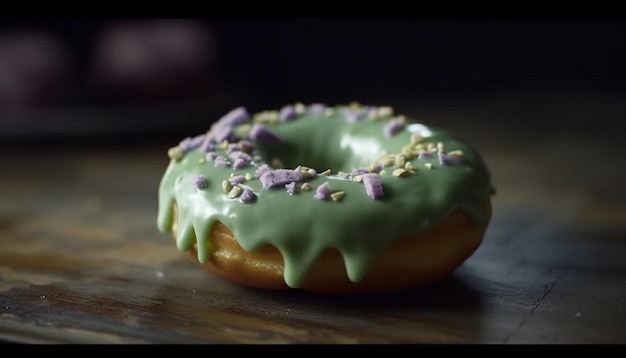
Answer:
294;102;306;114
379;170;387;176
362;173;384;199
200;137;215;152
330;191;345;202
394;154;407;168
271;158;284;168
438;152;450;166
259;169;303;189
238;139;254;152
300;182;312;191
410;133;424;145
314;182;330;200
351;167;370;176
206;152;218;161
178;137;193;152
392;168;410;177
447;150;464;158
377;106;393;118
353;175;363;182
229;175;246;185
255;164;270;178
285;182;297;195
214;156;231;168
249;123;283;143
319;169;331;176
222;179;232;192
418;150;432;159
279;104;297;122
308;103;326;115
244;172;254;181
198;158;206;165
232;157;249;170
226;143;240;153
168;146;184;161
437;142;445;153
227;186;243;199
194;175;208;190
425;162;433;169
383;117;405;137
239;188;257;203
255;110;280;124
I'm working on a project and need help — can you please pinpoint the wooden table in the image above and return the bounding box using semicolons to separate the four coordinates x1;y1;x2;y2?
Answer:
1;91;625;344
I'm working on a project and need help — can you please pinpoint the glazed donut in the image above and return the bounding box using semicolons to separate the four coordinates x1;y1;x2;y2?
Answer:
157;102;495;295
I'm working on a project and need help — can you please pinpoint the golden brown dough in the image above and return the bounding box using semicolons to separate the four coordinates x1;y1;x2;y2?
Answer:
172;201;491;295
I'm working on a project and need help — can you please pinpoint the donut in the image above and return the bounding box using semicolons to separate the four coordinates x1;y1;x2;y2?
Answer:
157;102;495;295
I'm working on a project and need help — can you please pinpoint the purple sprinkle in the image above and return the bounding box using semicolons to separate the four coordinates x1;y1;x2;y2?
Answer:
214;107;250;128
206;151;218;161
191;134;206;147
259;169;303;189
362;173;384;199
285;181;297;195
226;143;240;153
249;123;284;143
229;175;246;185
200;137;215;152
418;150;433;159
238;139;253;150
255;164;270;178
279;105;297;122
239;188;257;203
308;103;326;115
228;151;251;162
179;137;193;152
373;162;383;172
438;152;450;166
343;108;367;123
351;167;370;176
194;175;208;190
314;182;330;200
232;158;249;170
209;125;233;144
383;118;405;138
214;156;230;168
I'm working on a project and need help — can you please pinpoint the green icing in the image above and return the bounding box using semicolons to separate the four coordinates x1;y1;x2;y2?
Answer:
157;104;494;288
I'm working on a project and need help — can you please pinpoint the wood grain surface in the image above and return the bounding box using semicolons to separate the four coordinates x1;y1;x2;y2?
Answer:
1;91;625;344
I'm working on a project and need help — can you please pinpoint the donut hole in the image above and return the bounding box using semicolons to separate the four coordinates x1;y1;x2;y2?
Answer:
255;134;382;173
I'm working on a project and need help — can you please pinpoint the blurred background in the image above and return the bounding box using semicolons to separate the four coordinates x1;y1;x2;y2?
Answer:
1;18;625;144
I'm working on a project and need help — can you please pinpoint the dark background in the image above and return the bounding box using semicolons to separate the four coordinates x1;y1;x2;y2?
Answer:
1;18;625;140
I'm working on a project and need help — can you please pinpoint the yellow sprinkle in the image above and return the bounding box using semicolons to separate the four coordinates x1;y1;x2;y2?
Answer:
380;157;395;167
320;169;331;176
198;158;206;165
368;163;378;173
392;168;410;177
253;155;263;162
349;101;361;109
167;146;184;161
337;171;349;177
222;180;232;192
300;182;312;191
395;114;407;123
414;143;426;150
394;154;407;168
227;186;243;199
437;142;445;153
330;191;345;202
427;142;438;152
410;133;424;145
244;172;254;181
271;158;284;168
294;102;305;114
404;162;416;171
401;145;418;159
379;170;387;176
353;175;363;182
377;106;393;118
235;124;252;139
425;162;433;169
447;150;464;158
219;140;230;150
